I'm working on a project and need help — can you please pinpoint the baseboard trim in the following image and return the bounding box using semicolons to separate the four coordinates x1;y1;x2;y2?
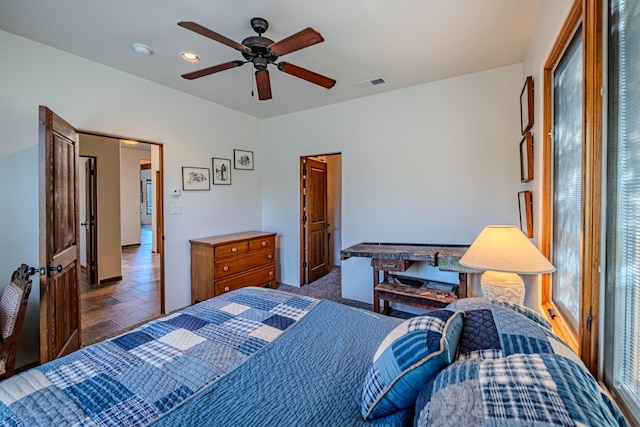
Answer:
99;275;122;284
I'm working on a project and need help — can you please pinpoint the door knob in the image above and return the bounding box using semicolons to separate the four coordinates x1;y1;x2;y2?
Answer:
27;264;63;276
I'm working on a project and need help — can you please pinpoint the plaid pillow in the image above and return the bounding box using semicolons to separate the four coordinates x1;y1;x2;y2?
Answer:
361;309;464;420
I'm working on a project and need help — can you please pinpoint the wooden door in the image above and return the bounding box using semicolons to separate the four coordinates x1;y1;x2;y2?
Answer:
39;106;81;362
305;158;330;283
84;157;97;284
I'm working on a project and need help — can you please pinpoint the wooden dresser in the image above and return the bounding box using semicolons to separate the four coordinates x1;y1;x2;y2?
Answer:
189;231;277;304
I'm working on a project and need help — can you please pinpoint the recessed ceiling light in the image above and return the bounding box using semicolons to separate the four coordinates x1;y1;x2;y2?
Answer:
132;43;152;56
180;51;200;62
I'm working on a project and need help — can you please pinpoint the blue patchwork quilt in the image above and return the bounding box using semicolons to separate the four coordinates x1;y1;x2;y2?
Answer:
0;288;321;426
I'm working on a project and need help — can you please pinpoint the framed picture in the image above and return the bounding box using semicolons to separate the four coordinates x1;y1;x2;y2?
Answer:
518;190;533;238
212;158;231;185
234;149;254;170
182;167;210;191
520;76;534;135
519;132;534;182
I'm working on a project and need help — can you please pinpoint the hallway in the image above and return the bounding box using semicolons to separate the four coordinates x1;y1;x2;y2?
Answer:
80;224;160;345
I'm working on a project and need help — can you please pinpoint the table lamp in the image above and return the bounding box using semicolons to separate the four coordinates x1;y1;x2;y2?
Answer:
458;225;555;305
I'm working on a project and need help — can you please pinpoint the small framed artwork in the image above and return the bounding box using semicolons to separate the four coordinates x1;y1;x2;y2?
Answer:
212;158;231;185
182;167;210;191
518;190;534;238
519;132;534;182
234;149;254;170
520;76;534;135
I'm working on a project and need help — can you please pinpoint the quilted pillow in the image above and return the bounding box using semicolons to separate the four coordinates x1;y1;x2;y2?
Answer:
361;309;464;420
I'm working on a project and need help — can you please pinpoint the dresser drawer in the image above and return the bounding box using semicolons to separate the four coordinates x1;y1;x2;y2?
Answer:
215;264;276;295
215;241;249;258
214;248;275;279
249;236;275;251
371;258;414;272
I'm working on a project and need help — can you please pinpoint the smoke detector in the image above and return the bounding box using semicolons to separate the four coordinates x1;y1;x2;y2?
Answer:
132;43;152;56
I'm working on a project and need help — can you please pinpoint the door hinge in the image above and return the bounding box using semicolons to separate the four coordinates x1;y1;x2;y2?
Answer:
303;215;307;223
586;307;593;333
302;168;307;176
303;261;307;268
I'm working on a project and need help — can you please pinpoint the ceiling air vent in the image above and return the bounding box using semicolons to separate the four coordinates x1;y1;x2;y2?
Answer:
355;76;388;88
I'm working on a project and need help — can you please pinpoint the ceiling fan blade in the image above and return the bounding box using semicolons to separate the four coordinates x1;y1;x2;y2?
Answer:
268;27;324;56
178;21;250;53
277;62;336;89
181;60;244;80
255;70;272;100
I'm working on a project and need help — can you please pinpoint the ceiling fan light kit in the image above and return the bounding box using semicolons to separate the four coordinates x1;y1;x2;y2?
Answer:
177;17;336;100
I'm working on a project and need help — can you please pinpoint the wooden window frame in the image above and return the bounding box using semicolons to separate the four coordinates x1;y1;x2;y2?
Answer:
541;0;603;375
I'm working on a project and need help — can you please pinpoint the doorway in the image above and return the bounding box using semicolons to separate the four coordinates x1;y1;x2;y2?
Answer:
299;154;342;286
78;133;165;345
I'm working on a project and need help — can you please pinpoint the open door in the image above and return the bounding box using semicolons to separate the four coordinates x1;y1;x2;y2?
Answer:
84;157;98;284
39;106;81;362
301;157;330;284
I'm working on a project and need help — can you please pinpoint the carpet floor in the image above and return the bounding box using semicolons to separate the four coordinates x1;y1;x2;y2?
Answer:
277;266;413;319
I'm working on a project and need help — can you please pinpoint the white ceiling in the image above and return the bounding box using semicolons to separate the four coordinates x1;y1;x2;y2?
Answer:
0;0;542;119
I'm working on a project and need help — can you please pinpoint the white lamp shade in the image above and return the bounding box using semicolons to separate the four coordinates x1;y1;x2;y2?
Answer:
459;225;555;274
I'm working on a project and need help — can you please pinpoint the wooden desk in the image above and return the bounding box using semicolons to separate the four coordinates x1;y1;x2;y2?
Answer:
340;242;475;313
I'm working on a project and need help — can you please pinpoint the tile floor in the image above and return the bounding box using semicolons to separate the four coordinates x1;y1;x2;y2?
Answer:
80;224;160;345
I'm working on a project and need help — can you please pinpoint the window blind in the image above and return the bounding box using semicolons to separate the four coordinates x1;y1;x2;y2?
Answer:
606;0;640;419
552;27;583;333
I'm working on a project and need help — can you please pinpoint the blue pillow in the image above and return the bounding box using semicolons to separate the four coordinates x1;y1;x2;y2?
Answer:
361;309;464;420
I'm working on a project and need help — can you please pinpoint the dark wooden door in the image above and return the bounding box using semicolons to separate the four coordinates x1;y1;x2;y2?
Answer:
306;158;330;283
39;106;81;362
84;157;97;284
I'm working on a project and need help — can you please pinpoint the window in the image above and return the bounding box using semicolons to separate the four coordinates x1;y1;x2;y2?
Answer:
604;0;640;422
551;26;583;335
541;0;602;372
146;179;152;215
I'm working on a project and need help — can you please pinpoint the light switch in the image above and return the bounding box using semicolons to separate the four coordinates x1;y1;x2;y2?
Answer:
171;204;182;215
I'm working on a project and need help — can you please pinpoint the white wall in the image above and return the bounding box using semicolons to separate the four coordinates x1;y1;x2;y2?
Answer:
262;64;524;309
0;30;263;366
79;157;89;267
521;0;575;310
80;134;122;283
151;145;160;253
121;146;150;246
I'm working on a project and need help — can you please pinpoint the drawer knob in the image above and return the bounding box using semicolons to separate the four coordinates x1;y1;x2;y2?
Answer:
269;271;274;276
268;254;273;259
231;247;237;253
261;241;267;246
224;286;230;292
223;266;229;272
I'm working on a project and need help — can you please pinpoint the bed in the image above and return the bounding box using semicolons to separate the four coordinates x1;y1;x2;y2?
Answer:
0;287;630;426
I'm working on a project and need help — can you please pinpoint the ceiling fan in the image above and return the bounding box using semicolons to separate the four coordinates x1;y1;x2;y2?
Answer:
178;18;336;101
